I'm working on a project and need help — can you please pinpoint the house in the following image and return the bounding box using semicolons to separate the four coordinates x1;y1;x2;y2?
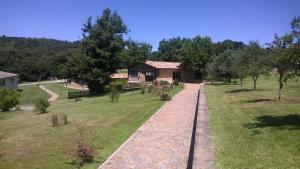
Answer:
111;73;128;80
0;71;19;89
128;60;200;84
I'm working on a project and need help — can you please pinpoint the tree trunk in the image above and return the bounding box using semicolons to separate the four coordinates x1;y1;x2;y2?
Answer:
278;73;284;100
228;78;231;84
253;79;257;90
240;78;243;86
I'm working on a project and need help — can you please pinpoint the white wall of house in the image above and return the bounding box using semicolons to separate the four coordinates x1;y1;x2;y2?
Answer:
0;76;19;89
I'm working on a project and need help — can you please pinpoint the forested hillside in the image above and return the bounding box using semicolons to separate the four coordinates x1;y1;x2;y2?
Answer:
0;36;80;81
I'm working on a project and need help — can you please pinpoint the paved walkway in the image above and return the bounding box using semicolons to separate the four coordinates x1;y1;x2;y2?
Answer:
193;83;215;169
18;79;65;86
99;83;200;169
38;85;59;102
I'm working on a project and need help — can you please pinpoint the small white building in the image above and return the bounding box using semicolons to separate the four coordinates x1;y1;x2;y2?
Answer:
0;71;19;89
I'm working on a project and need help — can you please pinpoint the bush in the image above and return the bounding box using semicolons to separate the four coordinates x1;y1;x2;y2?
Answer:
74;98;82;102
159;80;170;86
160;93;172;101
61;114;68;125
51;114;59;127
173;79;179;86
35;98;50;113
147;85;153;93
109;86;120;102
69;124;94;168
0;88;20;111
140;86;145;94
109;79;126;91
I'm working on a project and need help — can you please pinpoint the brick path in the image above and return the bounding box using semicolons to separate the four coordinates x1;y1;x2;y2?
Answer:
193;83;215;169
99;83;200;169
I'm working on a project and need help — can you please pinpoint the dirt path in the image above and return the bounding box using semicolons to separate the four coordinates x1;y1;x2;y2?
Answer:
38;85;59;102
99;83;200;169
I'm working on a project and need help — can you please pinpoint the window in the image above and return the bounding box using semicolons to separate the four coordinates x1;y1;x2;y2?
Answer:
129;71;138;77
0;79;5;86
145;71;154;81
10;78;14;84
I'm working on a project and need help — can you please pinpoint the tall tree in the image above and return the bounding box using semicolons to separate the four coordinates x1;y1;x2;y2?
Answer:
75;8;128;93
181;36;213;80
120;40;152;67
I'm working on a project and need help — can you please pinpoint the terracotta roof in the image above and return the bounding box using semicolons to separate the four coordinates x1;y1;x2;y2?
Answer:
111;73;128;79
0;71;18;79
145;60;181;69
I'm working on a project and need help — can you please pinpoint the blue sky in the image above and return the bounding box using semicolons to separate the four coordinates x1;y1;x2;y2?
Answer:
1;0;299;50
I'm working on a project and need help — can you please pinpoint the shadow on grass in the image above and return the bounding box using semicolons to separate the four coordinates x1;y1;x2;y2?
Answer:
243;98;275;103
244;114;300;131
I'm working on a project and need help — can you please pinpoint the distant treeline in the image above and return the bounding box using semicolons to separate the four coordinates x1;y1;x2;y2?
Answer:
0;36;80;81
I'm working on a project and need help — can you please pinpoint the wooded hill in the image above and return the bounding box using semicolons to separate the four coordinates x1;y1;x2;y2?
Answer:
0;36;80;81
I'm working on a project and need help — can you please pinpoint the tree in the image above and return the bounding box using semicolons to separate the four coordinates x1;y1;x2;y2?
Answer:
0;88;20;111
120;40;152;67
243;41;267;90
73;8;128;93
209;50;237;83
158;37;187;61
181;36;213;80
232;50;248;85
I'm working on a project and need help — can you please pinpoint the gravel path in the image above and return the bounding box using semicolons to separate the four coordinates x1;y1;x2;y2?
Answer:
99;83;200;169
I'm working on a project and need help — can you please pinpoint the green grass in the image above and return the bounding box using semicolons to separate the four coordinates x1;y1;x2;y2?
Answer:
0;85;181;169
116;69;128;73
19;85;50;105
43;83;79;99
206;77;300;169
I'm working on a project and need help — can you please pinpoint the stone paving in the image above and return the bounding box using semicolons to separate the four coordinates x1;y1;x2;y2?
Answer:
99;83;200;169
193;83;215;169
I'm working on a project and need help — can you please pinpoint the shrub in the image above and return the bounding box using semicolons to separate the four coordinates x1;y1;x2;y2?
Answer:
51;114;59;127
147;85;153;93
35;98;50;113
61;114;68;125
74;98;82;102
159;80;170;86
0;88;20;111
69;124;94;168
109;79;126;91
109;86;120;102
140;86;145;94
160;93;172;101
173;79;179;86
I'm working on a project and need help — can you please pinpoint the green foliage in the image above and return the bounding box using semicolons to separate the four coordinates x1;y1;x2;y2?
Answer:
109;86;120;102
69;8;127;93
0;88;20;111
109;79;126;91
35;98;50;113
268;17;300;99
120;40;152;67
0;36;79;81
160;93;172;101
159;80;170;86
147;85;153;93
181;36;213;79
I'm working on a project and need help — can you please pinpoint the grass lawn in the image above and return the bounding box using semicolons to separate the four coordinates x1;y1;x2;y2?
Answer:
19;85;50;105
206;77;300;169
43;83;79;99
0;85;181;169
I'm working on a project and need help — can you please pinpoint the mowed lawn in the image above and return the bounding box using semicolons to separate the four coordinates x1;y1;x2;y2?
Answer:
0;85;181;169
43;83;79;99
19;85;50;105
206;77;300;169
